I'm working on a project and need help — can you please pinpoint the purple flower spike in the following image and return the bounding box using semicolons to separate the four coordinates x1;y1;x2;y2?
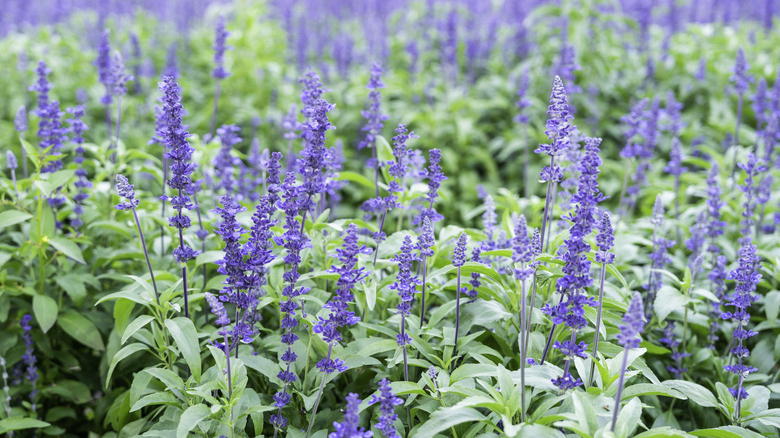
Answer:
205;292;230;326
212;15;232;80
512;215;534;280
6;151;17;170
617;292;645;349
595;212;615;264
731;47;753;94
95;29;113;105
329;393;371;438
392;235;421;346
722;243;761;402
737;153;767;244
214;124;242;195
370;378;402;438
535;75;573;161
414;148;447;225
358;63;389;151
453;232;468;267
115;174;139;211
20;315;39;412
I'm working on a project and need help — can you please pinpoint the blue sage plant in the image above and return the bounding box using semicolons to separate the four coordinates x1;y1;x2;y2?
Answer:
611;292;645;431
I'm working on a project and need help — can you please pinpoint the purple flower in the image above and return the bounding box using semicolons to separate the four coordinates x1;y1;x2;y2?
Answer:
95;29;113;104
159;76;199;263
388;124;417;194
663;91;684;137
752;78;769;133
212;15;232;80
418;216;435;258
15;105;27;134
452;232;468;267
313;224;369;366
722;243;761;400
705;165;726;254
514;68;531;124
645;195;676;319
6;151;17;170
737;153;767;244
115;174;139;211
111;51;133;97
512;215;534;280
730;47;753;95
330;393;371;438
595;212;615;264
414;148;447;225
617;292;645;349
557;44;581;94
68;105;91;229
392;235;421;346
205;292;231;326
20;315;38;412
663;137;686;177
214;124;242;195
213;196;254;310
535;76;573;180
272;171;311;429
659;320;689;377
481;195;498;249
358;63;389;150
299;76;335;215
370;378;402;438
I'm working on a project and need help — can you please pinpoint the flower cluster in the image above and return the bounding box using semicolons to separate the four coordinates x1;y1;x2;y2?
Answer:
705;165;726;254
111;51;133;97
95;29;113;104
514;68;531;124
512;214;534;281
722;243;761;399
731;47;753;95
159;76;199;263
659;321;689;378
644;196;675;319
271;172;312;430
358;63;389;151
535;76;573;183
415;148;447;225
330;393;371;438
214;124;242;195
212;15;231;79
115;175;140;211
595;212;615;264
20;314;39;412
68;105;91;230
388;124;417;194
313;224;370;372
392;235;421;346
370;378;402;438
737;153;767;244
299;72;335;215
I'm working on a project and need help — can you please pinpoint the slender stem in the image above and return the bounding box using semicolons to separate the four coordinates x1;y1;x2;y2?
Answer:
305;345;332;438
210;80;221;140
131;207;160;304
610;349;631;431
177;216;189;318
402;318;409;381
539;156;556;251
11;169;17;197
589;263;607;387
731;93;743;180
373;208;388;267
452;267;462;370
540;323;556;365
372;142;379;198
419;257;428;329
223;331;233;429
519;272;527;422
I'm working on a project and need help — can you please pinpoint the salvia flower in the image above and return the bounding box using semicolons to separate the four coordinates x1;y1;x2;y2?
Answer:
388;124;416;194
514;68;531;124
722;243;761;401
730;47;753;95
535;75;573;175
205;292;231;327
481;194;498;249
358;63;389;151
737;153;767;244
212;15;232;79
214;124;242;195
370;378;402;438
299;85;335;217
705;165;726;254
512;214;534;281
415;148;447;225
392;235;421;346
115;175;139;211
330;393;371;438
159;76;199;263
20;314;38;412
452;232;469;362
68;105;91;230
659;320;689;378
95;29;113;104
15;105;27;134
213;196;253;309
111;51;133;97
611;292;645;431
707;255;728;349
313;224;370;371
6;151;17;170
595;212;615;264
645;196;675;319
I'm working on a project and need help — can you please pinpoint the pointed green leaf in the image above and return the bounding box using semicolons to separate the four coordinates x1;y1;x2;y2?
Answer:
33;294;58;333
57;310;104;351
48;237;85;264
164;317;202;381
0;210;33;229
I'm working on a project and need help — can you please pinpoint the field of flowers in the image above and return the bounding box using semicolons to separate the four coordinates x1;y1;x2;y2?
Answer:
1;0;780;436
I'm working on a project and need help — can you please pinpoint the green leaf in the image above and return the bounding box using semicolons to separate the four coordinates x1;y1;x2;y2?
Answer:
107;344;149;387
414;407;485;437
0;210;33;229
48;237;86;264
176;404;211;438
634;427;694;438
33;294;58;333
57;311;105;351
662;380;718;408
164;317;202;381
690;426;764;438
622;383;687;400
0;418;51;434
337;171;374;189
614;397;642;437
655;285;690;322
121;315;155;345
